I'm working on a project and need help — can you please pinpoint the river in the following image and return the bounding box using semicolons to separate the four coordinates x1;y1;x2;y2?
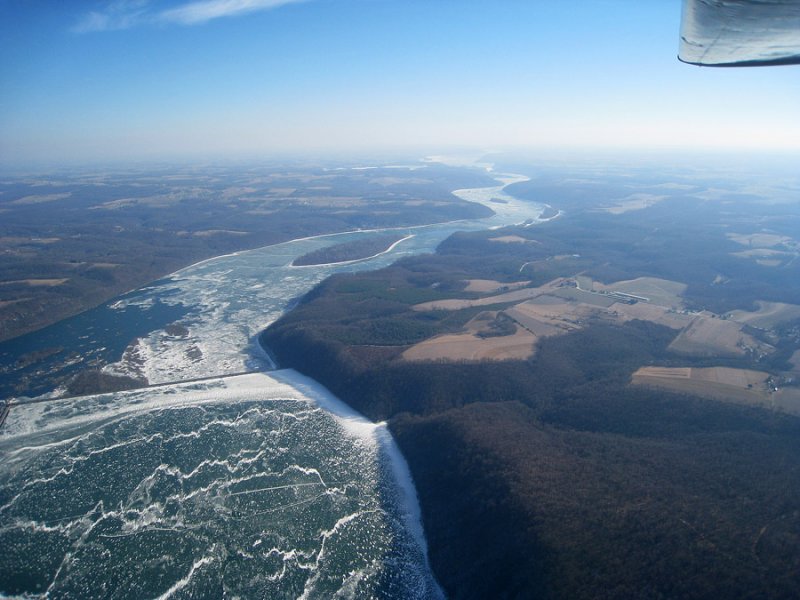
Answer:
0;166;543;599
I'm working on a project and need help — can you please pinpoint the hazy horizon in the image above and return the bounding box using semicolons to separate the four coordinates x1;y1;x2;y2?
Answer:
2;1;799;166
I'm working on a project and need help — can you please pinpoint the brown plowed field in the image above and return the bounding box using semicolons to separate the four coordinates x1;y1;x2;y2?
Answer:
631;366;775;408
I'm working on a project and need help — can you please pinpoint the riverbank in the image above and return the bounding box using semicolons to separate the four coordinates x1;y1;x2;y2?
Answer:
2;164;547;598
292;234;413;267
259;165;800;597
0;162;497;343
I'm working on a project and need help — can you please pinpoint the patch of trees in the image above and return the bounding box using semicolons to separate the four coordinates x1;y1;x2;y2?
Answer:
476;312;516;338
65;369;146;396
292;234;406;266
392;402;800;600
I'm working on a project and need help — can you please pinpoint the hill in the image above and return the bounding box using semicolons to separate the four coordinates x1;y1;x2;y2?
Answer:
262;168;800;598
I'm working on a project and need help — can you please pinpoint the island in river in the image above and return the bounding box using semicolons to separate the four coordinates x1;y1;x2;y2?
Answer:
292;233;409;266
0;162;493;342
262;157;800;599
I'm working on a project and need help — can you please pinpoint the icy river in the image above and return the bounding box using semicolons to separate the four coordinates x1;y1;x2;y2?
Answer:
0;167;544;599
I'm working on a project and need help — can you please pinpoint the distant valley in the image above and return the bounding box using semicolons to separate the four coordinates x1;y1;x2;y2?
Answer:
0;163;493;342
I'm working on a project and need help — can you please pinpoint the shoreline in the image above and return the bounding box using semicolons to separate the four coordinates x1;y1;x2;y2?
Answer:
269;368;446;599
289;234;415;269
0;213;490;345
88;212;493;306
4;166;543;595
251;168;543;596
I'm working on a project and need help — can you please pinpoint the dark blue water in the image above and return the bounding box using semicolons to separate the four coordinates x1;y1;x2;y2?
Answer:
0;292;188;400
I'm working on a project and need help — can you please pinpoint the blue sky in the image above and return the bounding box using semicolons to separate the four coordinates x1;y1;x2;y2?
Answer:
1;0;798;164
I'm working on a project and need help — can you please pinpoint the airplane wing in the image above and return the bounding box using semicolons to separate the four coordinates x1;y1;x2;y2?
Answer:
679;0;800;66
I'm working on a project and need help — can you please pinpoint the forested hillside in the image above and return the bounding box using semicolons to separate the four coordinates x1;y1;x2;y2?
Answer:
262;173;800;598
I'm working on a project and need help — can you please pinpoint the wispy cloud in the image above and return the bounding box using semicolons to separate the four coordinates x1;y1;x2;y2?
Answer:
73;0;306;33
73;0;153;33
160;0;306;26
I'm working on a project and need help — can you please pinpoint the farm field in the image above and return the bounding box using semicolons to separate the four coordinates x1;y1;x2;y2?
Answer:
408;274;778;364
611;302;692;329
727;232;796;248
726;231;800;268
598;193;668;214
411;278;567;311
401;326;536;362
402;310;537;361
631;366;778;410
667;314;769;357
774;388;800;414
594;277;687;309
728;301;800;329
463;279;530;293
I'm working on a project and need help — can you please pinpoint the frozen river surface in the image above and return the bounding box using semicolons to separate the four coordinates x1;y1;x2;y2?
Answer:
0;167;544;598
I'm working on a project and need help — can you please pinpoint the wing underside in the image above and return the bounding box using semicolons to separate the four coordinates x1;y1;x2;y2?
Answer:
680;0;800;66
